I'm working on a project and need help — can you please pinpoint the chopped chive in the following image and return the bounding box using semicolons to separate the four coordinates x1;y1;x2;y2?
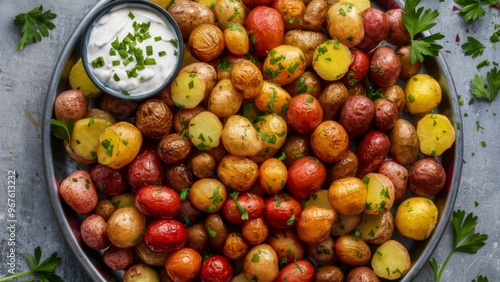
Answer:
158;51;166;57
109;48;116;56
128;12;135;19
135;64;145;70
123;58;132;66
118;49;128;59
122;90;129;95
112;60;120;66
144;58;156;65
91;56;105;68
146;45;153;56
113;73;120;81
168;39;179;48
154;36;162;41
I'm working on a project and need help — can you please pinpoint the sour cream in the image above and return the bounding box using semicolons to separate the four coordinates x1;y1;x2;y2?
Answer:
86;5;180;96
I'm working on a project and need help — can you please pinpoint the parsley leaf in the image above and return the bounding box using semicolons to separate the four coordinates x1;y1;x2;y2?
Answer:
472;275;489;282
429;209;488;281
0;247;63;281
461;37;486;58
471;67;500;103
491;24;500;43
402;0;445;64
50;119;74;143
13;5;57;50
454;0;498;22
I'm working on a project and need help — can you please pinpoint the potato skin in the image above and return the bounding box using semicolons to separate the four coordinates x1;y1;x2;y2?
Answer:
267;228;305;264
263;193;302;228
135;185;181;219
263;45;307;86
279;134;311;168
107;207;146;248
326;2;364;48
377;160;408;201
242;217;270;245
223;232;250;261
127;149;164;192
189;24;225;62
329;150;358;182
59;170;98;214
315;265;345;282
100;94;138;118
204;213;229;251
217;155;259;192
103;246;135;271
275;260;315;282
334;234;371;267
372;98;398;132
168;0;215;40
285;71;323;98
221;115;262;157
383;84;406;112
318;82;349;121
356;131;391;177
283;30;329;67
80;214;110;250
357;8;390;52
397;44;423;81
200;255;233;282
224;23;250;56
341;49;370;87
296;206;336;245
157;133;192;165
385;8;411;47
345;266;380;282
409;158;446;197
230;60;263;99
54;89;88;121
222;192;265;224
164;248;202;282
135;99;172;140
310;121;350;164
368;46;401;88
287;94;323;135
388;119;419;165
243;244;280;282
144;219;188;253
338;95;375;139
287;157;327;199
244;6;285;57
90;164;126;196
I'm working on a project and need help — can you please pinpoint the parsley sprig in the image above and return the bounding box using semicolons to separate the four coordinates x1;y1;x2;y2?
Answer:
462;37;486;58
50;119;74;143
428;209;488;281
0;247;63;282
453;0;498;22
472;275;489;282
401;0;445;65
13;5;57;51
471;67;500;102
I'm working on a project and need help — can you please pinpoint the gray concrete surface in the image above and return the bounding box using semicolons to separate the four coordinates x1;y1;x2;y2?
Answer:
0;0;498;281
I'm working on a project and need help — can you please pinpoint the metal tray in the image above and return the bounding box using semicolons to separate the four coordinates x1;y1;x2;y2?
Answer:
42;0;463;280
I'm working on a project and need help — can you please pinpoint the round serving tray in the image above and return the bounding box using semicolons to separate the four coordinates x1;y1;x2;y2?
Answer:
42;0;463;280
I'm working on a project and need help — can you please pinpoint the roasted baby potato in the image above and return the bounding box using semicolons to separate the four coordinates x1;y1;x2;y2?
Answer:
97;121;143;170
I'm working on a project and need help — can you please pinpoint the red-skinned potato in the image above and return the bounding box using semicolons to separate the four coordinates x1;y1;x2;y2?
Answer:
368;46;401;88
286;157;327;199
386;8;411;47
267;228;305;265
127;149;164;192
339;95;375;139
357;8;390;51
222;192;265;224
144;219;188;253
103;245;134;271
378;160;408;201
135;185;181;219
275;260;315;282
244;6;284;57
287;93;323;135
80;214;110;250
54;89;88;121
59;170;98;214
409;158;446;197
90;164;126;196
373;98;398;132
342;48;370;87
345;266;380;282
165;247;202;282
263;193;302;228
356;130;391;177
242;0;274;9
310;120;350;164
200;255;233;282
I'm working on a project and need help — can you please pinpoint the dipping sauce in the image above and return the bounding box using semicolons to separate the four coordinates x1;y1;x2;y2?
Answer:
86;5;180;96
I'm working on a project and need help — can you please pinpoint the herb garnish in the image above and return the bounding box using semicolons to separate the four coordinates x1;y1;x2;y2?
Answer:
470;67;500;102
0;247;62;281
13;5;57;51
461;37;486;58
453;0;498;22
428;209;488;281
402;0;445;64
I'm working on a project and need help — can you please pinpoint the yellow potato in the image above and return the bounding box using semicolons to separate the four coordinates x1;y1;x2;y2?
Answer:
188;111;223;150
221;115;262;157
69;58;102;98
97;121;143;169
263;45;307;86
395;197;438;240
405;74;442;114
326;2;364;48
363;173;395;215
417;113;456;156
249;113;287;164
312;39;352;81
70;118;113;163
171;71;206;109
371;240;411;280
328;177;367;215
